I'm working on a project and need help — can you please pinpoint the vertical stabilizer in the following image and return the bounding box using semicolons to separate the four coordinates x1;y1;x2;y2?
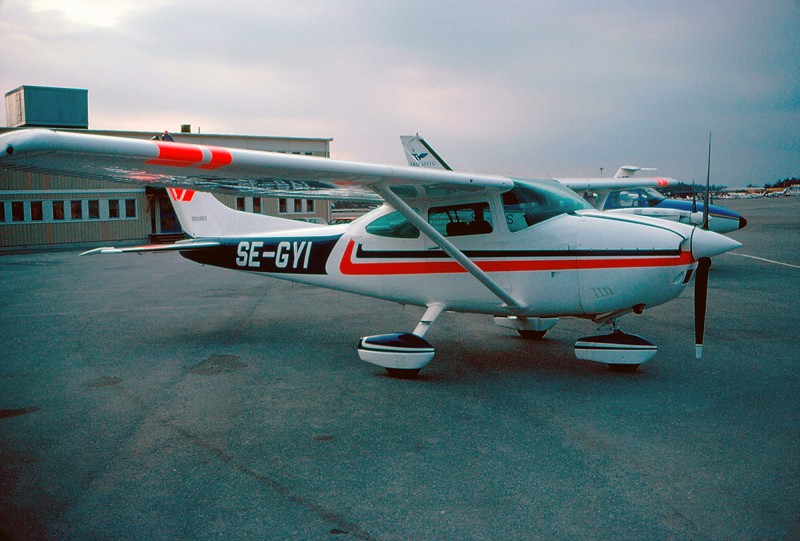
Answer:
614;166;657;178
166;188;319;238
400;134;452;170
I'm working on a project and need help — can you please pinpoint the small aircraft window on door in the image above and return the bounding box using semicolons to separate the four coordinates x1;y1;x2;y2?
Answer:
428;202;493;237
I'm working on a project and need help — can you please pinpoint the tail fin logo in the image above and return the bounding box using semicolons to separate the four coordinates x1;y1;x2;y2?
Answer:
168;188;196;202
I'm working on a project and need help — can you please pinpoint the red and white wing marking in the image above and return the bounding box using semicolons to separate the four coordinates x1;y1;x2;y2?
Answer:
553;176;676;191
0;129;513;202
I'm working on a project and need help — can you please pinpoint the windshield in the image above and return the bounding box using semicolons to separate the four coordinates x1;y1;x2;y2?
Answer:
503;179;592;231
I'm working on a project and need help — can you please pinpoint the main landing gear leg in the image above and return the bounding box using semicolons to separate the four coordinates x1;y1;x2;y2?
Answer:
357;304;445;378
574;319;657;372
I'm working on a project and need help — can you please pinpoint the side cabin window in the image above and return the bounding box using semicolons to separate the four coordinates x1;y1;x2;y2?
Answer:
428;202;493;237
365;210;420;238
503;180;591;232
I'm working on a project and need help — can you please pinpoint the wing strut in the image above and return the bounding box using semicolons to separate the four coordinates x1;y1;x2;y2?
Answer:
372;184;527;312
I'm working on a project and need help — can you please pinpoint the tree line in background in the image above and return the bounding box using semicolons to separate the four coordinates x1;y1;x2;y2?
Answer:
763;177;800;189
663;177;799;197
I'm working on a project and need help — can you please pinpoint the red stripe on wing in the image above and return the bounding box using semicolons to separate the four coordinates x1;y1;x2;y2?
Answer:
196;147;233;170
146;142;204;167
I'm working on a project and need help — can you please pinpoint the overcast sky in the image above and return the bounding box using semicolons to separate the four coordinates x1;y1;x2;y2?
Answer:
1;0;798;185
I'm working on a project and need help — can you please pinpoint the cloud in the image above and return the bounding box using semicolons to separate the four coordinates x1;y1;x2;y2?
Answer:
1;0;798;183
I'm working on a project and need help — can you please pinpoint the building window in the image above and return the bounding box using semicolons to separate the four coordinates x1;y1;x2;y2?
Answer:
71;200;82;220
12;201;24;222
294;199;302;212
125;199;136;218
0;202;5;222
109;199;120;218
306;199;315;212
88;200;100;219
236;197;245;211
279;199;287;213
253;197;261;214
30;201;43;221
53;201;65;220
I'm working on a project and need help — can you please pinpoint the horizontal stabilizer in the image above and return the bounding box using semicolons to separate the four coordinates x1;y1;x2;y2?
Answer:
81;240;221;256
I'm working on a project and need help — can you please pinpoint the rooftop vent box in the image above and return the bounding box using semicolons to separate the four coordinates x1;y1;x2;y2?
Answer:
5;85;89;129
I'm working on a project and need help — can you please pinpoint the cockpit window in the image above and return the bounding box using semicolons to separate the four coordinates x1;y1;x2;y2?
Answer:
603;187;666;209
365;210;420;238
503;180;591;232
428;202;493;237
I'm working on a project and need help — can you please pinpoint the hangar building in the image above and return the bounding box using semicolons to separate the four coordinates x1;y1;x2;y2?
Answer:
1;86;333;250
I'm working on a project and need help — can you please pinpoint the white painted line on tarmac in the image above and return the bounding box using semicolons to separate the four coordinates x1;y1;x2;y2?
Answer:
729;253;800;269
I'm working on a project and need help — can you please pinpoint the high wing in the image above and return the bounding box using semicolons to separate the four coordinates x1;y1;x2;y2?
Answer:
1;129;513;202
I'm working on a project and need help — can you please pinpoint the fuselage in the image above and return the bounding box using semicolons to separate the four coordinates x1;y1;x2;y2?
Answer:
181;181;721;319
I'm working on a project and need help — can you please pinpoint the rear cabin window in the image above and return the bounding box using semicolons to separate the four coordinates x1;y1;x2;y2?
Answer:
428;202;493;237
365;210;420;238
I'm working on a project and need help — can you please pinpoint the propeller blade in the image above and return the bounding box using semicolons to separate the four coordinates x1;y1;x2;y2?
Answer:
694;257;712;358
703;133;711;229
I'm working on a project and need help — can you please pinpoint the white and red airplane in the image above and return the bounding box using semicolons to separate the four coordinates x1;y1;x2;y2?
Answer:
0;129;740;377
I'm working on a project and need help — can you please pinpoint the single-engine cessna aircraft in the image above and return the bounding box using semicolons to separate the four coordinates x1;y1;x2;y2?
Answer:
401;134;747;234
0;129;741;377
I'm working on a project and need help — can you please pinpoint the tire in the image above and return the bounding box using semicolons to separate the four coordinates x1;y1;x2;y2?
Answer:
517;330;547;340
385;368;421;379
607;364;640;373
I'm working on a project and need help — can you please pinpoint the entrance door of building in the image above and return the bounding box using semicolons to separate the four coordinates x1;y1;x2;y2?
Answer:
146;187;185;242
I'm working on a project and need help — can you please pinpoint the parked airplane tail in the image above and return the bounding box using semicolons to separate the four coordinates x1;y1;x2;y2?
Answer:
400;134;452;170
166;188;319;238
614;166;657;178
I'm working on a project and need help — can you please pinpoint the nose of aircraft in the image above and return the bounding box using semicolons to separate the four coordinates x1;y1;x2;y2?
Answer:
691;227;742;259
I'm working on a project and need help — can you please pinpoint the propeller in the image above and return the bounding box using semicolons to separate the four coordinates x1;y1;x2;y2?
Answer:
703;133;712;229
694;133;715;358
694;257;712;359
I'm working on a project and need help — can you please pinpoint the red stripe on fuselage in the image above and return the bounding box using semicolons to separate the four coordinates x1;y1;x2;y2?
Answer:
338;240;693;276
